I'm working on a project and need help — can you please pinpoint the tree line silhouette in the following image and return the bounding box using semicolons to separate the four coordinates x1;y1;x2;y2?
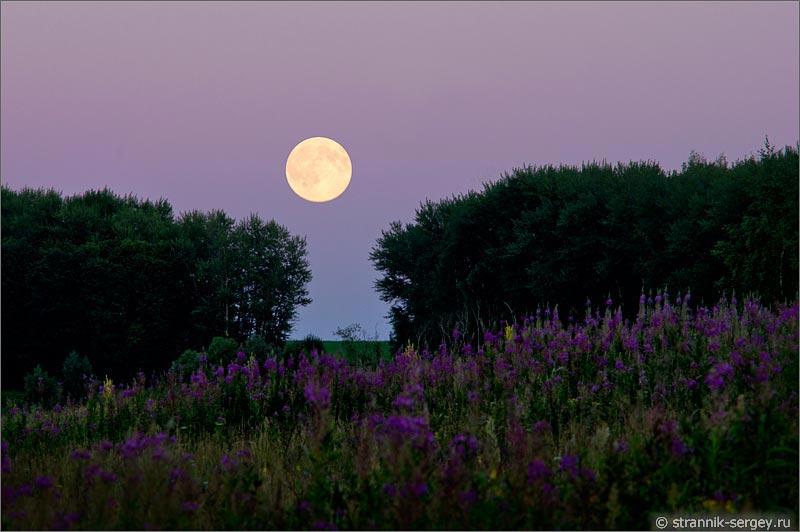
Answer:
2;139;797;388
1;188;311;388
370;140;799;349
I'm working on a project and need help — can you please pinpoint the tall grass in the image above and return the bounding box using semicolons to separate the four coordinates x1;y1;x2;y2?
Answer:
2;295;797;529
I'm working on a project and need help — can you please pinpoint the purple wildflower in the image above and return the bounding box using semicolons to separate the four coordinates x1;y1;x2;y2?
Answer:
84;464;101;482
303;384;331;409
93;440;114;452
532;420;551;433
670;437;688;457
705;362;734;391
392;394;415;410
1;441;10;473
70;449;91;460
34;475;53;490
373;414;436;451
450;433;479;458
2;485;16;505
408;481;428;498
460;490;478;506
221;455;238;472
559;454;580;478
98;470;117;483
51;511;81;530
169;468;188;483
180;501;200;512
527;459;552;484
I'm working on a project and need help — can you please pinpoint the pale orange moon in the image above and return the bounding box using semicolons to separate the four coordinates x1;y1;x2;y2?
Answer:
285;137;352;202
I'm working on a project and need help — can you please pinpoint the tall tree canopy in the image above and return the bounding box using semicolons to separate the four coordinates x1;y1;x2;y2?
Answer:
371;142;799;349
1;188;311;388
229;214;312;345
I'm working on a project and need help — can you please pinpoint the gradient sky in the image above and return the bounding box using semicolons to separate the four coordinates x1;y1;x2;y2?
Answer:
2;1;798;341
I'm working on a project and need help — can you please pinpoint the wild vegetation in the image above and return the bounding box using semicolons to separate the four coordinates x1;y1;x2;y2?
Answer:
1;191;311;388
2;296;797;529
371;140;798;349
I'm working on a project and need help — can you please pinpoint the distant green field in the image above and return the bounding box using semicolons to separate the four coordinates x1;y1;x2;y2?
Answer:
285;339;393;364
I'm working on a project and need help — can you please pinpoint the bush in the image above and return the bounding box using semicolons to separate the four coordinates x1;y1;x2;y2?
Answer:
61;351;93;403
207;337;239;366
244;335;274;361
334;323;363;359
282;334;325;359
301;334;324;356
171;349;201;377
23;365;60;408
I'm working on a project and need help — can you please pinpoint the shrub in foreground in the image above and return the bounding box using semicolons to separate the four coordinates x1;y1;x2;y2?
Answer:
207;336;238;366
22;365;60;409
62;351;93;404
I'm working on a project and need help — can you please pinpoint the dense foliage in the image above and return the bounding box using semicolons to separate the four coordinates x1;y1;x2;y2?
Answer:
1;189;311;388
2;296;797;529
371;141;799;349
61;352;94;404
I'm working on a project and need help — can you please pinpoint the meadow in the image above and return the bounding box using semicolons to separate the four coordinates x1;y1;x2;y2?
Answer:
1;294;798;530
285;340;394;366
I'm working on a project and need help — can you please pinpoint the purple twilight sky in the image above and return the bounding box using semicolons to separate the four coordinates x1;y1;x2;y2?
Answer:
2;1;798;341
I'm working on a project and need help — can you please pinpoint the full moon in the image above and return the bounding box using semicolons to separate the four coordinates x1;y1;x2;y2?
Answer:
286;137;352;202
